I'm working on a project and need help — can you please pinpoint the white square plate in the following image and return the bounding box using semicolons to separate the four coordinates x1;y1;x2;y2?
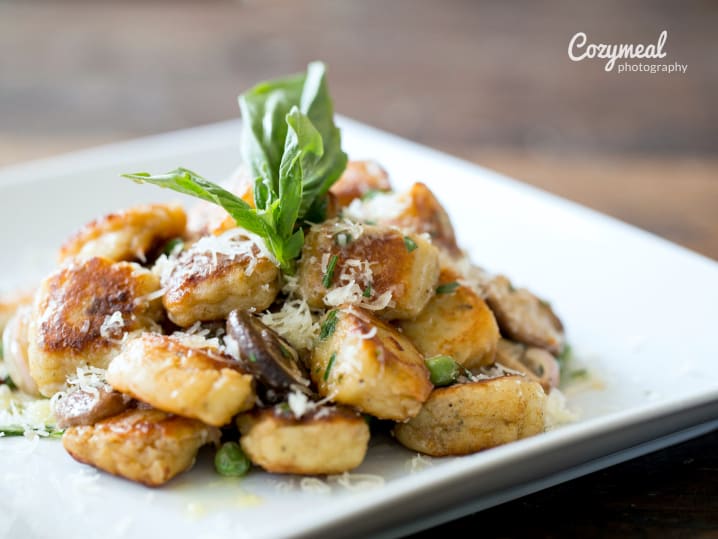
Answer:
1;118;717;539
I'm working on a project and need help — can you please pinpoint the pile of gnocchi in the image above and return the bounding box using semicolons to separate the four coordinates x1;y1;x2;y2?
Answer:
0;160;568;486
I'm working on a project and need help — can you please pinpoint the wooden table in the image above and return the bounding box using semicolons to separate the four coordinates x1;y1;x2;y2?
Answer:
1;1;716;536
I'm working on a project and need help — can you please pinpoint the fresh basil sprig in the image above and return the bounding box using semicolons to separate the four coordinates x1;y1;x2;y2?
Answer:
122;62;347;273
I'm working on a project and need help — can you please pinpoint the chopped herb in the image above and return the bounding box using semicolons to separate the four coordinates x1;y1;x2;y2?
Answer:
569;368;588;381
557;343;572;366
279;344;291;359
361;189;384;201
2;376;17;390
364;219;377;225
323;352;337;381
277;402;291;413
162;237;184;256
319;310;339;340
436;281;459;294
362;284;372;298
322;254;339;288
403;236;418;252
248;352;258;363
0;426;63;438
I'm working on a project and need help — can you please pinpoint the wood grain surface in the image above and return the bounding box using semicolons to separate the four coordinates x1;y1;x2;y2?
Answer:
1;1;716;537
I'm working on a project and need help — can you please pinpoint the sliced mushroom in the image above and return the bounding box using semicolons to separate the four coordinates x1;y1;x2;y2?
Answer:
484;275;564;355
495;338;560;391
225;310;310;398
54;387;131;429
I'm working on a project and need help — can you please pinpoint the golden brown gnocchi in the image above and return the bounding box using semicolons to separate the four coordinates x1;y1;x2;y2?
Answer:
27;257;163;396
398;269;499;369
162;232;280;327
393;376;546;456
58;203;187;264
297;221;440;320
106;333;255;427
63;408;219;486
310;306;432;421
237;405;369;475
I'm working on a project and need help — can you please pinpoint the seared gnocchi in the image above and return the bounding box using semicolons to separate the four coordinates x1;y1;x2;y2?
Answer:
393;376;546;456
26;256;163;396
107;333;255;427
310;306;432;421
237;405;369;475
62;408;219;486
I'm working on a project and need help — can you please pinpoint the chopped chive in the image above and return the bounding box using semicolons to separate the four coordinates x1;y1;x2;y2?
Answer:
324;352;337;381
569;368;588;380
436;282;459;294
322;255;339;288
248;352;257;363
403;236;418;252
557;343;572;365
365;219;377;225
319;310;339;340
362;284;372;298
162;237;184;256
361;189;383;201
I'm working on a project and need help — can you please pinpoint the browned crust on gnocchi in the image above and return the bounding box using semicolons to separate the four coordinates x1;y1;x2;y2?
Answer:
58;203;187;263
63;408;219;486
393;376;546;456
237;405;369;474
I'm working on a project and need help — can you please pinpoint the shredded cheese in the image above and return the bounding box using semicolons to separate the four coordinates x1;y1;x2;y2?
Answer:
299;477;331;494
330;472;385;491
344;192;407;223
99;311;125;340
408;453;433;473
323;257;394;311
259;299;320;351
0;385;56;437
544;388;579;430
287;391;312;419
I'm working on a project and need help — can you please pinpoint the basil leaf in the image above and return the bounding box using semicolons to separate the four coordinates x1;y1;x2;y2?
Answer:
295;62;348;217
122;168;288;270
277;107;323;238
239;73;305;210
239;62;347;220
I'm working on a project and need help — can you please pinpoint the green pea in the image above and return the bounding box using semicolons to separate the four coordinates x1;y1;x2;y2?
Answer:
425;355;460;387
214;441;251;477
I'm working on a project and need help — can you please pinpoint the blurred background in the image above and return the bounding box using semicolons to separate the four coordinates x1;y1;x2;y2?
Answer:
1;0;717;536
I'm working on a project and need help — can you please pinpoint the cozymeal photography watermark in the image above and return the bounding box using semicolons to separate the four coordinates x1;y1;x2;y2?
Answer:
568;30;687;74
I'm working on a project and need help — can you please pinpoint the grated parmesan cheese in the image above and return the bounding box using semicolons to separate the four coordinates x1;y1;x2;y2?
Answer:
299;477;331;494
330;472;385;491
344;192;407;223
544;388;579;430
99;311;125;340
408;453;433;473
323;257;394;311
0;384;56;437
287;390;312;419
259;299;320;351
